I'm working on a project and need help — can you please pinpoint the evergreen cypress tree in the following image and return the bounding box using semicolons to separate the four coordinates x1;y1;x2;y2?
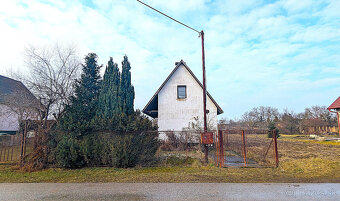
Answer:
119;55;135;115
59;53;102;136
267;122;280;138
96;57;120;119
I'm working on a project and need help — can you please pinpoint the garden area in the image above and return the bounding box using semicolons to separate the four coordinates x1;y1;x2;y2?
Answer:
1;134;340;183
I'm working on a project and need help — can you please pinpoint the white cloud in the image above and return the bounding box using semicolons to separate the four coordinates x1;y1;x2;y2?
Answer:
0;0;339;118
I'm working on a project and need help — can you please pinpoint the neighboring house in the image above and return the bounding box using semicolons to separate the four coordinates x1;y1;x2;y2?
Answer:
0;75;38;135
328;96;340;135
143;60;223;132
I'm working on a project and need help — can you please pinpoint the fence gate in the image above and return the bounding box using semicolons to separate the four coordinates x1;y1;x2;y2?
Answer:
0;132;34;165
215;129;279;168
0;134;21;163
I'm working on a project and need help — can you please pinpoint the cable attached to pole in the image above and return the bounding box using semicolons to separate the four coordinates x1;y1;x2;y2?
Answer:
137;0;201;34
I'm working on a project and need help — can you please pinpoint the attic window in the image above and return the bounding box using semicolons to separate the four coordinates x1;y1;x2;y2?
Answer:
177;85;186;99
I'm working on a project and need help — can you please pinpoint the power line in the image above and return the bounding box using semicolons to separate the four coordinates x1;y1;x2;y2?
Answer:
136;0;201;34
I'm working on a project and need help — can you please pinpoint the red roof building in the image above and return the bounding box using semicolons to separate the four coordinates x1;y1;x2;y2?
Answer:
328;96;340;111
328;96;340;136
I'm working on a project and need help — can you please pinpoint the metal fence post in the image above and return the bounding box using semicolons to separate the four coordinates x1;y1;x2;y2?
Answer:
216;131;219;166
273;130;279;167
6;142;10;161
241;130;247;167
218;130;224;167
0;143;3;162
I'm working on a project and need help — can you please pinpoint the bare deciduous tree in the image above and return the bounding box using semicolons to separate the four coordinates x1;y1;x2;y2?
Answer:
241;106;279;129
298;105;337;134
8;43;82;170
21;43;81;121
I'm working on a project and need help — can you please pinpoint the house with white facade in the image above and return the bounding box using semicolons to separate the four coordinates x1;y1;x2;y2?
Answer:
0;75;38;135
142;60;223;132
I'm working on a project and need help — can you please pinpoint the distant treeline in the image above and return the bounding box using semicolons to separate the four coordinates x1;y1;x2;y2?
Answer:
219;106;338;134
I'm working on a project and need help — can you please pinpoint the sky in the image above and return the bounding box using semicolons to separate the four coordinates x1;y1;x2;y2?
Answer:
0;0;339;119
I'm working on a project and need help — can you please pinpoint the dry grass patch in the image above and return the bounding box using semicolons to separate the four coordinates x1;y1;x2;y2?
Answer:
1;137;340;183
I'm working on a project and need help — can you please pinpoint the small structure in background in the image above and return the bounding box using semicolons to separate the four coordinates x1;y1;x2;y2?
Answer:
0;75;38;136
142;60;223;135
328;96;340;136
0;75;39;163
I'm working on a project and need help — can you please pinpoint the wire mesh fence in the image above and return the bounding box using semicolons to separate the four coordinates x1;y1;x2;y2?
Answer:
1;129;279;168
216;130;279;168
0;133;34;164
0;134;21;163
156;130;203;152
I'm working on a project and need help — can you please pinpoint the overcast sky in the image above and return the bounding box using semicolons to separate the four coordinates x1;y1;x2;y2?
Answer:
1;0;339;119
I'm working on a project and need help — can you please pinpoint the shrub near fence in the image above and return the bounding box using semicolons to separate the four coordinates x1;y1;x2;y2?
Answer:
53;131;159;169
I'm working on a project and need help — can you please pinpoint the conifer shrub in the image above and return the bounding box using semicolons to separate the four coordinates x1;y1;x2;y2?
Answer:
81;134;106;166
88;131;159;168
53;54;159;169
55;136;85;169
52;131;159;168
268;122;280;138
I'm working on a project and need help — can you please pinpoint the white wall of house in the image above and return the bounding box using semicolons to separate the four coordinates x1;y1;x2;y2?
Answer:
0;104;20;132
157;64;218;131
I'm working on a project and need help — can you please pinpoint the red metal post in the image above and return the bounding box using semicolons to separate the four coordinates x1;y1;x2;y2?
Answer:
218;130;224;167
216;132;218;166
273;130;279;167
263;137;274;161
220;131;224;167
241;130;247;167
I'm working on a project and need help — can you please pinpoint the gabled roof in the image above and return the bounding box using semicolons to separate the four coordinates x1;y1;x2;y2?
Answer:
142;60;224;118
0;75;37;106
328;96;340;110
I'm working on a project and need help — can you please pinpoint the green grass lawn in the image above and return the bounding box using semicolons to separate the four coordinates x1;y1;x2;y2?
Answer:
1;136;340;183
1;159;340;183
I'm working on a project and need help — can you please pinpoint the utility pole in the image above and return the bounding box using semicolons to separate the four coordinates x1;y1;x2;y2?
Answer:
200;30;209;163
137;0;209;163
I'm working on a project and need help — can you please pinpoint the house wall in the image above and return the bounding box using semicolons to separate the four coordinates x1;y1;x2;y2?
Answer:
0;104;38;133
0;104;19;132
157;64;218;132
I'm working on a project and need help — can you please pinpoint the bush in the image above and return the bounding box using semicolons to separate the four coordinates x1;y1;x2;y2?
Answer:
111;135;137;168
53;131;159;168
81;134;106;166
111;132;159;168
55;136;85;169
